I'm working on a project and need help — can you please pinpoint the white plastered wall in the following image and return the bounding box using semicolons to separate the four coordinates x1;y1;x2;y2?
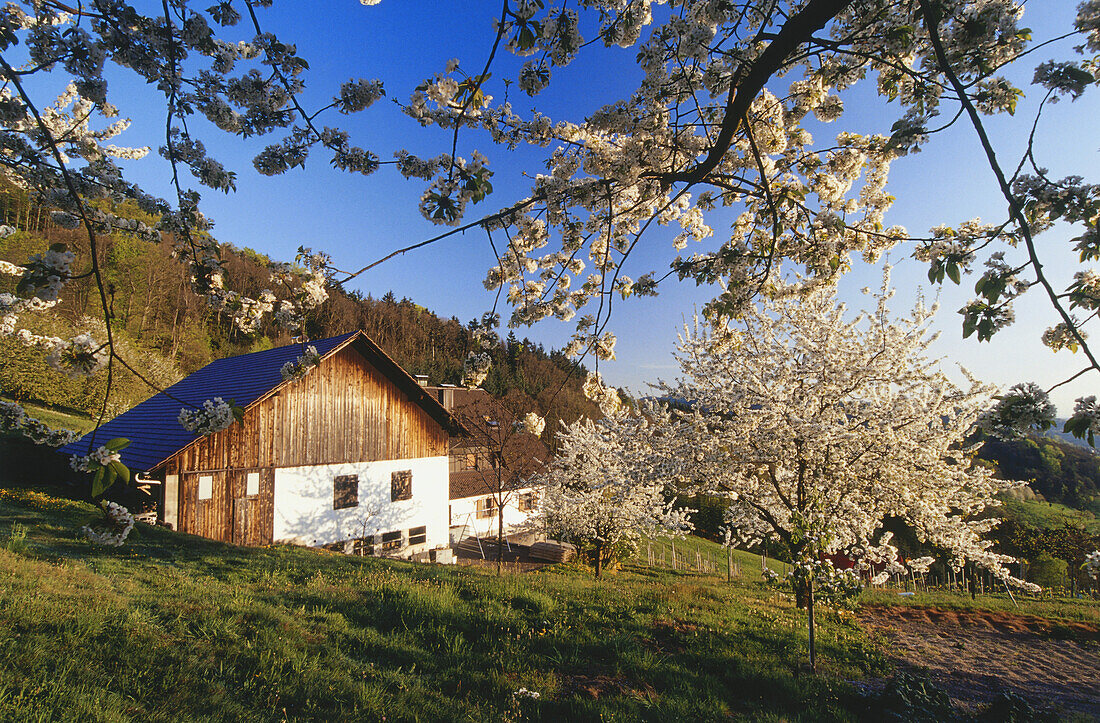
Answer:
449;486;540;541
273;456;449;552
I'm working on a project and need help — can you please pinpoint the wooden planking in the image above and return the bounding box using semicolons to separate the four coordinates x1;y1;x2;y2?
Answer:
166;344;448;545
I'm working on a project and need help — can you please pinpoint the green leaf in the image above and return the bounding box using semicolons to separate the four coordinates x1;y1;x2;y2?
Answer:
91;468;108;498
945;262;960;285
104;437;130;452
109;460;130;485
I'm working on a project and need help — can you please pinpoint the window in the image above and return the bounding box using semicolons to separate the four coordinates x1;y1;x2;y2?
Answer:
198;475;213;501
408;525;427;545
518;491;537;512
334;474;359;510
245;472;260;496
465;452;477;470
476;496;497;519
381;530;402;552
391;470;412;501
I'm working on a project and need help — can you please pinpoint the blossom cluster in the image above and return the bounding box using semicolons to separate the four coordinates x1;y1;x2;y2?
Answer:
977;382;1056;440
516;411;545;437
462;351;491;388
1086;550;1100;581
582;371;621;417
47;333;110;377
178;397;237;436
662;274;1035;592
0;400;78;447
69;445;121;473
280;345;321;382
81;501;135;547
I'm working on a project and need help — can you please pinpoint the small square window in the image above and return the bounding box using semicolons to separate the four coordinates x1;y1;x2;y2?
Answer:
245;472;260;496
334;474;359;510
381;530;402;551
408;525;427;545
354;535;375;556
476;496;497;519
198;475;213;501
518;491;537;512
391;470;412;501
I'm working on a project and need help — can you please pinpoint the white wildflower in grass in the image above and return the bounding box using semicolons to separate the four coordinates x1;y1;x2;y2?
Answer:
179;397;239;436
280;345;321;382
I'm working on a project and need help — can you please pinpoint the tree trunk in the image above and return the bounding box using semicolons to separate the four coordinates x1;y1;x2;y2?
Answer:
807;576;817;673
594;539;603;579
496;493;504;576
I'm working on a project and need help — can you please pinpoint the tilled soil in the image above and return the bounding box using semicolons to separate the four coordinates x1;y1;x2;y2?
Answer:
858;605;1100;719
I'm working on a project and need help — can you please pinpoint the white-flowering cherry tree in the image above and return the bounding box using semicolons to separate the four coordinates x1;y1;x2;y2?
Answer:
3;0;1100;482
538;403;692;578
659;272;1035;670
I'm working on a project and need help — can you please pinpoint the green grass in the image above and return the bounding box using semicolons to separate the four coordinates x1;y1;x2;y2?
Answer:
3;487;1097;722
860;587;1100;626
1;397;97;434
636;534;790;578
998;498;1100;533
0;486;891;722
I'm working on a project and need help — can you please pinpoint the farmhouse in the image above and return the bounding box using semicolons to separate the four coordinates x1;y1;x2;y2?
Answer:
59;331;465;556
424;385;547;543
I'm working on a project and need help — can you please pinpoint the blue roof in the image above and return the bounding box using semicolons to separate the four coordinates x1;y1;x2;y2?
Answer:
59;332;359;472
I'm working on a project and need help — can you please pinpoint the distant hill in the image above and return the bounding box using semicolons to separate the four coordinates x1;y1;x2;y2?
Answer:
975;432;1100;514
1041;423;1099;453
0;185;599;439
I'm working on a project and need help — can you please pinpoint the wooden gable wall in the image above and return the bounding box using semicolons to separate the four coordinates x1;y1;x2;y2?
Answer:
163;344;449;543
166;344;448;473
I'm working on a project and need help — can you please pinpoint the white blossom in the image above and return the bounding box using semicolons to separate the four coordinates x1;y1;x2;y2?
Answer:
81;501;135;547
462;351;492;388
178;397;237;436
280;345;321;382
538;403;692;576
661;271;1034;591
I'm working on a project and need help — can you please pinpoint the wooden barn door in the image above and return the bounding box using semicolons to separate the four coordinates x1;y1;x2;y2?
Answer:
229;468;274;546
182;470;230;542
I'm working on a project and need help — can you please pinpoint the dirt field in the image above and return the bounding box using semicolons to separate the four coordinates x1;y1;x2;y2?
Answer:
858;605;1100;719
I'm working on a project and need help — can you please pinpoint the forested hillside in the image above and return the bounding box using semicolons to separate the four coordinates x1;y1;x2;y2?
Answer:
0;184;598;434
975;433;1100;515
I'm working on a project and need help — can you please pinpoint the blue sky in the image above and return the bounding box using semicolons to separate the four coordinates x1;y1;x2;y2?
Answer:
79;1;1100;414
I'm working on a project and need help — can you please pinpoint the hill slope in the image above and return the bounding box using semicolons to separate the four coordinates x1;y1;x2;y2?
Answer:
0;486;887;722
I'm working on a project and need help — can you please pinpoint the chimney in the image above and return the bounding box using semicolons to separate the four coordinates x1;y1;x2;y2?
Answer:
414;374;429;387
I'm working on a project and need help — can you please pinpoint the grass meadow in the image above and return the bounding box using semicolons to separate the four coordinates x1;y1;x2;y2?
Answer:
2;485;1097;721
0;485;887;722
